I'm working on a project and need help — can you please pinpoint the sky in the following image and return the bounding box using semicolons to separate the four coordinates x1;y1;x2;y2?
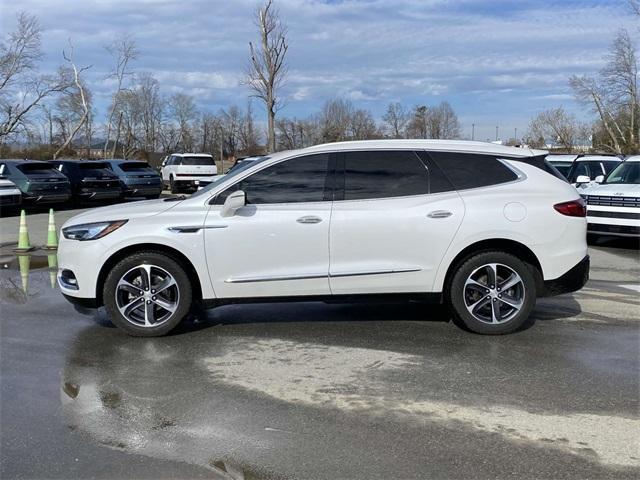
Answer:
1;0;637;141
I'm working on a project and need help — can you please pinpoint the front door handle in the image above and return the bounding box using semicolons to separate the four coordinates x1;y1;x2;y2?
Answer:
427;210;453;219
297;215;322;224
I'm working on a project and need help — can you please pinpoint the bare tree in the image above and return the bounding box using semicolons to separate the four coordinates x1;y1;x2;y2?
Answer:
53;42;91;159
103;37;138;157
428;101;462;139
382;102;408;138
570;29;638;153
319;98;353;142
167;92;196;151
0;13;68;142
349;109;380;140
526;107;586;151
246;0;288;153
406;105;429;138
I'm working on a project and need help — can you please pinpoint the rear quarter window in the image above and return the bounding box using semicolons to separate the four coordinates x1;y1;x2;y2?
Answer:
427;152;518;190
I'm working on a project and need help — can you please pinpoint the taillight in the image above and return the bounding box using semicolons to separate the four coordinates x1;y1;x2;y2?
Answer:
554;199;587;217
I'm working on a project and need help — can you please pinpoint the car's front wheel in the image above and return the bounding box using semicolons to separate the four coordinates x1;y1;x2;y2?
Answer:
169;175;179;194
448;251;537;334
103;251;192;336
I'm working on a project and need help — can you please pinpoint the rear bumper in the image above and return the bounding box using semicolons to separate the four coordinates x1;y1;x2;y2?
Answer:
0;193;22;206
77;190;122;200
23;192;71;203
123;185;162;197
542;255;589;297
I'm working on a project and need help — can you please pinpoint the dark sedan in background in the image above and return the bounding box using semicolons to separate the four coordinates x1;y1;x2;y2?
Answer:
102;159;162;199
0;159;71;204
51;160;122;204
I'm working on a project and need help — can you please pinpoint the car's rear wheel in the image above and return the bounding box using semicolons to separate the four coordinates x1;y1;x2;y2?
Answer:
448;251;537;334
103;252;192;336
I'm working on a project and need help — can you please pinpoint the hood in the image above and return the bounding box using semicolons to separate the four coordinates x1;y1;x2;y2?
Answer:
62;197;182;228
581;183;640;196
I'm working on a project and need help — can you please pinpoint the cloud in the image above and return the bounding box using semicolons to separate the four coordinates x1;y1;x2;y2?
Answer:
1;0;635;136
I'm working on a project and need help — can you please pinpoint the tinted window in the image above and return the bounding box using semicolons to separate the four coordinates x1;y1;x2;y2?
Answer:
181;156;214;166
118;162;154;172
342;151;429;200
216;154;330;205
429;152;518;190
602;161;621;174
16;163;56;174
568;161;603;182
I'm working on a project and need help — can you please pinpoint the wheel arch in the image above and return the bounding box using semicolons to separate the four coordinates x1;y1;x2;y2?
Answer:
95;243;203;307
442;238;544;297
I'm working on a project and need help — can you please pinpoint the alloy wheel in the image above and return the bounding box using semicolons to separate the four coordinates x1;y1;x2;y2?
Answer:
463;263;525;324
115;264;180;327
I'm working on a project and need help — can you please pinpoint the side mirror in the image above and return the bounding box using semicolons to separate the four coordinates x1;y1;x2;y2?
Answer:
594;175;604;183
220;190;246;217
575;175;590;184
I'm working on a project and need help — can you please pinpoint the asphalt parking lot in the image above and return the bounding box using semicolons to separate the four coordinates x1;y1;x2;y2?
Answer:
0;209;638;479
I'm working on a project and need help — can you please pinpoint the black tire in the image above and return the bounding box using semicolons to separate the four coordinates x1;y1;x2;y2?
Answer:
103;251;192;337
169;175;179;194
447;251;537;335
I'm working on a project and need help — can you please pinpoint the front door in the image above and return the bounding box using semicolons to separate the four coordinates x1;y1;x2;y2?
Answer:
329;150;464;295
204;153;334;298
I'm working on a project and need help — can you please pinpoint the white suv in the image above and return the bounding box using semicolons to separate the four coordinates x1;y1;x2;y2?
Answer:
580;156;640;237
57;140;589;336
160;153;217;193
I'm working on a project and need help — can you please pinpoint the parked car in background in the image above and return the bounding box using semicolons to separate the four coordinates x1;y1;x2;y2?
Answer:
51;160;122;205
103;159;162;199
580;156;640;238
58;140;588;337
160;153;217;193
546;154;577;179
226;156;265;175
557;155;622;187
0;159;71;204
0;170;22;211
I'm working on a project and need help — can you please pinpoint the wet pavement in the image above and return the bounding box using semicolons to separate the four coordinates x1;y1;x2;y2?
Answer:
0;239;639;479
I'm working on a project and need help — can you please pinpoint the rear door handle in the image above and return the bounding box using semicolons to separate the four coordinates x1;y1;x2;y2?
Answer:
427;210;453;219
297;215;322;224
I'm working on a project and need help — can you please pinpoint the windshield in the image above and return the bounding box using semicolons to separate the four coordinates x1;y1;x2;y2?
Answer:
181;156;215;166
603;162;640;184
190;155;271;199
549;162;572;178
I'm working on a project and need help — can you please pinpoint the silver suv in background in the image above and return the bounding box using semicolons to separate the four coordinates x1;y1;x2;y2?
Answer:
160;153;217;193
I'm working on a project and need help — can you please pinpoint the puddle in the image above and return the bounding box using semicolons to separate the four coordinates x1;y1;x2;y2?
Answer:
0;250;58;303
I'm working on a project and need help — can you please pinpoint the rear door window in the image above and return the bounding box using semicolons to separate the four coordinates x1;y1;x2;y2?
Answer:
341;150;429;200
427;152;518;190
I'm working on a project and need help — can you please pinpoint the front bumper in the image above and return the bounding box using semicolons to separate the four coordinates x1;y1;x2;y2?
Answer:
543;255;589;297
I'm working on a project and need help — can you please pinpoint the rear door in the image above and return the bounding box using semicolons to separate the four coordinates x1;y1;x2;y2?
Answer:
328;150;464;295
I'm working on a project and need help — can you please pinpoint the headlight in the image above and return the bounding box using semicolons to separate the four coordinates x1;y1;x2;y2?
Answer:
62;220;127;241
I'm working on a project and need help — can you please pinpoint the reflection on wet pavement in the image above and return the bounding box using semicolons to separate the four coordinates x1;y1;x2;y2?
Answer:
0;249;58;303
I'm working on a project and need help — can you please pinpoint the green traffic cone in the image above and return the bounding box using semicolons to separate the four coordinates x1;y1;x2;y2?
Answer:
13;210;34;253
44;208;58;250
